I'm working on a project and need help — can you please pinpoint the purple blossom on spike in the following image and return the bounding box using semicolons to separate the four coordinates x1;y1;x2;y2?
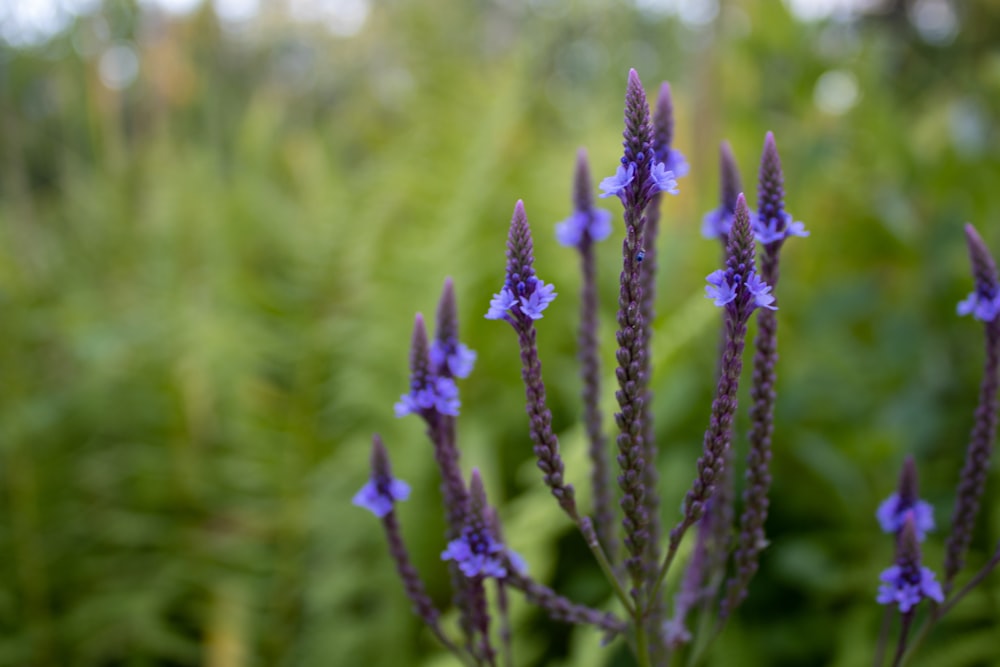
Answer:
945;223;1000;589
705;270;737;306
599;163;635;199
353;435;411;518
877;513;944;613
876;457;935;541
394;314;461;417
555;209;613;247
745;273;778;311
431;278;477;379
652;82;688;180
956;224;1000;322
755;132;808;247
702;206;776;320
663;193;758;600
702;142;743;242
488;201;577;519
442;471;508;579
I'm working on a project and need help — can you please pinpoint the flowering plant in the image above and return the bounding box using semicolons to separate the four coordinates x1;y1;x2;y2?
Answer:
354;70;998;667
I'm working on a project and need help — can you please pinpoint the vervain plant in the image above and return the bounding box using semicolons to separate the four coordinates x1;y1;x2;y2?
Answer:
353;70;999;666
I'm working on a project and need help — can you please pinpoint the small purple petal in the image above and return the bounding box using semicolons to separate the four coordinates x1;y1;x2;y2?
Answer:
705;270;737;307
650;161;679;196
519;280;557;320
745;273;778;311
486;287;517;320
598;163;635;199
353;477;411;518
876;493;935;541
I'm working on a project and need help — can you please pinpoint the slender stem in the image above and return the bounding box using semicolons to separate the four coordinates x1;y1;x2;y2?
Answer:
890;613;914;667
580;517;636;616
649;530;686;607
635;622;652;667
874;606;894;667
939;543;1000;616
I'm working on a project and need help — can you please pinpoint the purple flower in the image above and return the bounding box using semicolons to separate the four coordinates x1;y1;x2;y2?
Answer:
660;148;689;180
395;376;460;417
650;161;680;196
705;269;737;307
877;493;935;541
519;279;557;319
745;272;778;311
702;208;735;241
957;290;1000;322
353;476;411;518
442;530;508;579
876;565;944;613
486;287;517;320
555;209;613;247
598;163;635;199
755;212;809;245
430;341;477;379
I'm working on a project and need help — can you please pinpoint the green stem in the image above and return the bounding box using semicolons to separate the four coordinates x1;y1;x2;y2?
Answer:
580;517;636;617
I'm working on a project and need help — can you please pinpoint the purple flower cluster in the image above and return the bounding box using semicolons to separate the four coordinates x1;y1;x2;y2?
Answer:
876;493;935;541
395;375;460;417
705;269;777;312
555;209;613;247
599;158;679;200
876;563;944;614
485;278;557;321
442;528;508;579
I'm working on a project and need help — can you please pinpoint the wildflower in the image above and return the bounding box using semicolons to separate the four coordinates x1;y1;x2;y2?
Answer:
755;132;808;247
555;210;613;247
745;272;778;310
877;513;944;613
431;277;477;379
876;456;934;541
441;470;511;579
705;270;737;306
395;375;460;418
598;162;635;199
650;161;679;195
353;436;412;518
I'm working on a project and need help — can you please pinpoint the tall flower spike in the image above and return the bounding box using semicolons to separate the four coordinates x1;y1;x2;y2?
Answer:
432;278;477;379
702;141;742;242
487;201;577;519
658;194;759;599
640;81;686;655
558;150;616;561
606;69;661;595
876;456;935;541
721;134;807;619
754;132;808;249
945;223;1000;590
395;314;461;418
877;513;944;613
359;436;460;654
957;223;1000;322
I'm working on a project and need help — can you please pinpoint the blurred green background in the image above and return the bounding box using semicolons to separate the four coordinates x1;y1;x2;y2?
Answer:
1;0;999;665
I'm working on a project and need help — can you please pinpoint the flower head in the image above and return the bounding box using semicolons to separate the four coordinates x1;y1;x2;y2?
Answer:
704;195;775;319
703;141;743;241
745;272;778;311
957;223;1000;322
353;435;411;518
755;132;808;246
705;270;737;306
394;314;461;417
650;161;679;195
441;470;513;579
431;277;477;379
876;512;944;613
876;456;935;541
652;81;689;179
486;202;558;322
559;149;613;247
598;163;635;199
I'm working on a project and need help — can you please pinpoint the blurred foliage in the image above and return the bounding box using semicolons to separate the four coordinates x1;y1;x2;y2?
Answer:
1;0;999;665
